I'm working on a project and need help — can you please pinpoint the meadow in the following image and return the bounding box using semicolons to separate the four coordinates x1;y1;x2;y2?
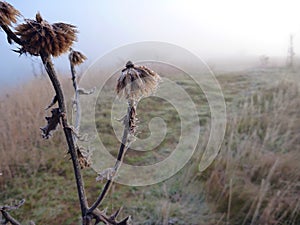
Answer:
0;64;300;225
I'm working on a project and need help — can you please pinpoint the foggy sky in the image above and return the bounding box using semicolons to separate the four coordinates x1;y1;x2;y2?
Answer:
1;0;300;87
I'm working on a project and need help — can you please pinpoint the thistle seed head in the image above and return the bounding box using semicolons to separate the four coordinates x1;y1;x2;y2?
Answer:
0;1;20;26
15;12;77;57
69;49;87;66
116;61;161;100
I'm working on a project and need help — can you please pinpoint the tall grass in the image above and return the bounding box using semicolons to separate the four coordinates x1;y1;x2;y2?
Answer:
0;77;70;180
203;82;300;225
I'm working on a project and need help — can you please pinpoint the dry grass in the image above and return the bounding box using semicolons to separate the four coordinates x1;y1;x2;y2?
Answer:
203;82;300;225
0;77;71;180
1;68;300;224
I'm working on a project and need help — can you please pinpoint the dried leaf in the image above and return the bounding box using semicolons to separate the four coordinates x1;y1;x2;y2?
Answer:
40;108;61;139
96;168;116;182
77;87;95;95
45;95;57;110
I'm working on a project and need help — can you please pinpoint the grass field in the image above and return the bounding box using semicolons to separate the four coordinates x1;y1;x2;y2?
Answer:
0;65;300;224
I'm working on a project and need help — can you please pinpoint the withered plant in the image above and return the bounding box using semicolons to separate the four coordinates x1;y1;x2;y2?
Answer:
0;2;160;224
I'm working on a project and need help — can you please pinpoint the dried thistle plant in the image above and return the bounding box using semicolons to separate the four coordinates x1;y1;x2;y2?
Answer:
1;3;134;223
116;61;161;100
94;62;160;217
0;1;20;26
116;60;161;150
69;48;87;66
15;12;77;56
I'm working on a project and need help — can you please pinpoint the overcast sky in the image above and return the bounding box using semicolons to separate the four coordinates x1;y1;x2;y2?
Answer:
1;0;300;87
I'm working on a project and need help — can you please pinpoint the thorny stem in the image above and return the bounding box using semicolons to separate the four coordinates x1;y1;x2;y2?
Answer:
40;53;89;221
0;210;22;225
88;100;135;214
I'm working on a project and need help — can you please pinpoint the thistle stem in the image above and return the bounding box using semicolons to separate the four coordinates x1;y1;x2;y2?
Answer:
88;100;135;214
40;53;88;221
0;210;22;225
70;61;81;142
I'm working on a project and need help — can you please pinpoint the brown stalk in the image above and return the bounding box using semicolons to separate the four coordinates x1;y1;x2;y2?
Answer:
89;62;159;216
88;102;133;213
0;210;22;225
40;53;89;218
0;13;90;223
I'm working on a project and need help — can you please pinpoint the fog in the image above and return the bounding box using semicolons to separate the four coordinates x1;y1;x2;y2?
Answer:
1;0;300;86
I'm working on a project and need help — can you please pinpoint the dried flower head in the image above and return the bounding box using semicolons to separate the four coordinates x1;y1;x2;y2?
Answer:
69;49;87;65
116;61;161;100
0;1;20;26
15;12;77;56
52;22;77;55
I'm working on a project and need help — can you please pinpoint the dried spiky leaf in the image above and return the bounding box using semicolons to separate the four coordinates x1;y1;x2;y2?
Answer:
77;87;95;95
116;61;161;100
40;108;61;138
0;1;20;26
96;168;116;181
69;49;87;66
45;95;58;110
15;12;77;57
110;207;122;220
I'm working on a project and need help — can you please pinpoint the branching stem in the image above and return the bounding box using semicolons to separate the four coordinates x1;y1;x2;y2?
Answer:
40;53;88;221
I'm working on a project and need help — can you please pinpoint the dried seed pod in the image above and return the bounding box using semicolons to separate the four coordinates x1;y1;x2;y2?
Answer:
116;61;161;100
69;49;87;66
0;1;20;26
15;12;77;56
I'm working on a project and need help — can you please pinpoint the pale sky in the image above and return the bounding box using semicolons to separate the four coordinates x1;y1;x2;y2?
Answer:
1;0;300;86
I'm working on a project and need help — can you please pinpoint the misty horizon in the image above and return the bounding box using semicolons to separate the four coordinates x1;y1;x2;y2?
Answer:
1;0;300;87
